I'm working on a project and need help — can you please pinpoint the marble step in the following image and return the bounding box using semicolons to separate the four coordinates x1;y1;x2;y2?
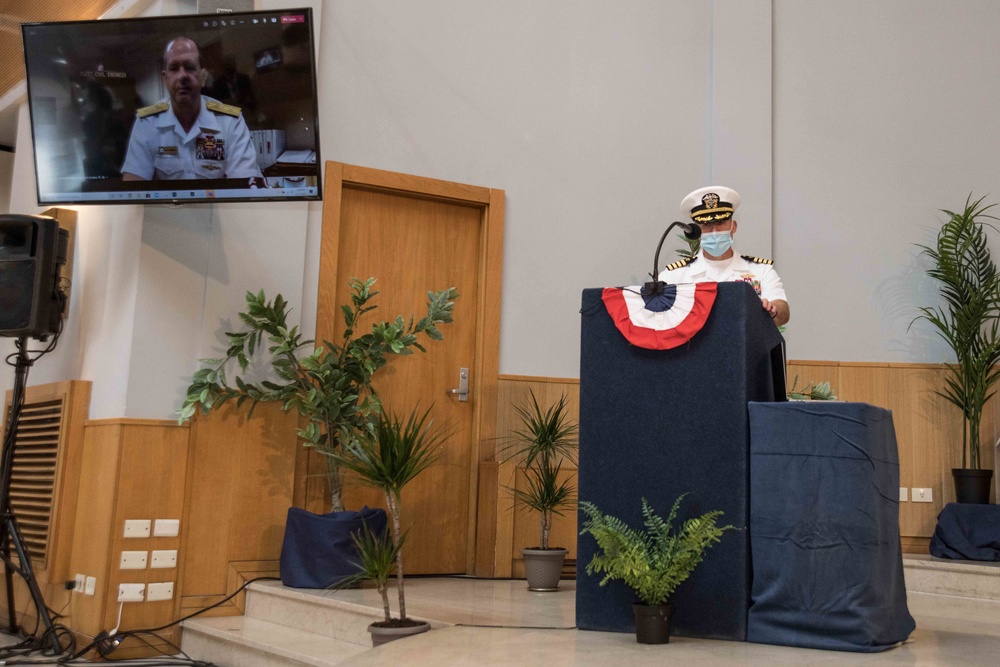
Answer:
181;615;369;667
244;581;391;646
904;555;1000;602
181;580;448;666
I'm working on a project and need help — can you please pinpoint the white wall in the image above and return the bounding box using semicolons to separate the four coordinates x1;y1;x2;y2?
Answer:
5;1;999;418
320;1;765;378
774;0;1000;363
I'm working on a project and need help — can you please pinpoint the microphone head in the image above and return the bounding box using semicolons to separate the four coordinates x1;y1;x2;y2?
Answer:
682;222;702;240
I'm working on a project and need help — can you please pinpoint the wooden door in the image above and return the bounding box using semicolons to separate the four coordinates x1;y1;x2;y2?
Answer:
316;163;503;574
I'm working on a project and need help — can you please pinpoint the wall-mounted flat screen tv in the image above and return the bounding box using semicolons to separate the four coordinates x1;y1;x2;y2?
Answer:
21;8;321;205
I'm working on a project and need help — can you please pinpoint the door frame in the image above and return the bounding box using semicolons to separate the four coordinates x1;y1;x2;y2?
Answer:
315;162;504;574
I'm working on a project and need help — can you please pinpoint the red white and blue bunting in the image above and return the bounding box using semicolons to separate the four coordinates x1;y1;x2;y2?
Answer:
601;283;717;350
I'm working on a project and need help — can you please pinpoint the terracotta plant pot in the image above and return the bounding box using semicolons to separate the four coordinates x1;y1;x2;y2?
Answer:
522;547;567;591
632;602;673;644
368;620;430;647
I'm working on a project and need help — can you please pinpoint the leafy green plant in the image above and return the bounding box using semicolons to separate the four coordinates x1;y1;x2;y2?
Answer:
177;277;458;511
914;195;1000;470
579;496;731;606
332;406;444;624
502;392;578;549
339;523;405;624
787;375;837;401
676;234;700;260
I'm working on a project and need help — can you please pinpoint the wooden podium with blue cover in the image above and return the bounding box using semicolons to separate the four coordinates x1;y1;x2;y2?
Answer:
577;281;785;640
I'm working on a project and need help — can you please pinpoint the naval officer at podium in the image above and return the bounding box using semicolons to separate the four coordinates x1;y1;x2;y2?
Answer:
659;186;790;326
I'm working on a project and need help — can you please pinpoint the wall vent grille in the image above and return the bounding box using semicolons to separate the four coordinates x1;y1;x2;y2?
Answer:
7;398;64;569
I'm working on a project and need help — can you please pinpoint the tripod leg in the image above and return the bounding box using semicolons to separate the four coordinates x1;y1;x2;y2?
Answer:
1;518;15;634
6;515;61;654
0;339;63;654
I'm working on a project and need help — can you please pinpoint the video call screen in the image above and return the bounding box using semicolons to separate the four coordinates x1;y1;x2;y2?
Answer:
21;8;322;205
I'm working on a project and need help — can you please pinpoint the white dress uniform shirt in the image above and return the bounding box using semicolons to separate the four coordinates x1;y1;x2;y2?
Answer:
658;249;787;303
121;96;261;180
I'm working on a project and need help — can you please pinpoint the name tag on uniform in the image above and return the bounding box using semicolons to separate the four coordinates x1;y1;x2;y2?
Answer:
158;146;178;156
196;135;226;161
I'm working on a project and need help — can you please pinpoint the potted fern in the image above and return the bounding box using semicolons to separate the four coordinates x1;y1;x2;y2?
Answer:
503;392;577;591
579;495;731;644
178;277;457;513
915;195;1000;504
333;405;444;645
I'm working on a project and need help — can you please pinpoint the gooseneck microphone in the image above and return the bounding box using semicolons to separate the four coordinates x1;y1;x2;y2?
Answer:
643;221;702;295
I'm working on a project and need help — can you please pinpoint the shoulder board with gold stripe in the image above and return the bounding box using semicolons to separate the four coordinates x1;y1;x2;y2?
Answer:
665;256;697;271
741;255;773;265
206;99;242;117
136;101;169;118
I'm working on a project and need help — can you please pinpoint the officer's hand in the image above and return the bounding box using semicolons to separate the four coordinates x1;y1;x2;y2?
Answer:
761;298;778;319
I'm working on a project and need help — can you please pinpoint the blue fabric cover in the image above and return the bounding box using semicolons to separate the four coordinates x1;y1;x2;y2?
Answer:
747;402;915;652
279;506;388;589
577;282;784;641
930;503;1000;561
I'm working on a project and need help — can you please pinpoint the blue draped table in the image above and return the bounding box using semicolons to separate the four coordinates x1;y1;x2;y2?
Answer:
747;401;915;652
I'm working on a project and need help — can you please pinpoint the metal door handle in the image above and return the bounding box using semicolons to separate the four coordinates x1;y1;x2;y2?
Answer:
448;367;470;402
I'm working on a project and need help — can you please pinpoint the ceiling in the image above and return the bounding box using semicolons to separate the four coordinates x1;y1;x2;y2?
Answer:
0;0;121;146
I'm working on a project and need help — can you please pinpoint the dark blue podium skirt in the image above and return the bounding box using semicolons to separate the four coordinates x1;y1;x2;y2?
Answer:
577;284;784;641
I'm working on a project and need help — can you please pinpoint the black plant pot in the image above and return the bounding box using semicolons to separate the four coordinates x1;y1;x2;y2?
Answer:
632;603;673;644
952;468;994;504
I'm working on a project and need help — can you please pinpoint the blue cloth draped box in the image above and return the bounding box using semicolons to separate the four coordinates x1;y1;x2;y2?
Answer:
747;402;915;652
931;503;1000;561
279;506;388;589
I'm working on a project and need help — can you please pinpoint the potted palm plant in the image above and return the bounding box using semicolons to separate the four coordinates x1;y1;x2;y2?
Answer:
333;405;444;645
178;277;457;513
503;391;577;591
579;495;731;644
916;195;1000;504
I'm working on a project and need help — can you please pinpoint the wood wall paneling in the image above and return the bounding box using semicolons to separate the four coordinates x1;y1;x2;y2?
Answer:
180;402;299;616
67;419;190;659
492;376;580;578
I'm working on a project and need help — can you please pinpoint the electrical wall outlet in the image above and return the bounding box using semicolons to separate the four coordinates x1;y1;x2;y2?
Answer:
912;487;934;503
117;583;145;602
150;550;177;569
123;520;151;538
899;487;908;502
153;519;180;537
84;576;96;596
74;573;86;593
146;582;174;602
120;551;148;569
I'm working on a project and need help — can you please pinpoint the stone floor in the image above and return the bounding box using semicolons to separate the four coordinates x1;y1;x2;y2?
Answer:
230;575;1000;667
7;563;1000;665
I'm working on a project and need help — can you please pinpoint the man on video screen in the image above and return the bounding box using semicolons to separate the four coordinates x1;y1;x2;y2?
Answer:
121;37;261;181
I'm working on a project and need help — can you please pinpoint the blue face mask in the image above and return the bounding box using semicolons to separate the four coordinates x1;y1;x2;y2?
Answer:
700;230;734;257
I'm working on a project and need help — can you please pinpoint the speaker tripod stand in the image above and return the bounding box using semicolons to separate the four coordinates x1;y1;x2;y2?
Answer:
0;337;62;654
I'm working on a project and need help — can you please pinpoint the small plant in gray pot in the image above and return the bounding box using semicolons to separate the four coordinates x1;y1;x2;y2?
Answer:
579;495;731;644
503;391;577;591
333;405;444;645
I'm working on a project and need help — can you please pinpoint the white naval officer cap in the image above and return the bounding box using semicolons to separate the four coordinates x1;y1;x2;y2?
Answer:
681;186;740;224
